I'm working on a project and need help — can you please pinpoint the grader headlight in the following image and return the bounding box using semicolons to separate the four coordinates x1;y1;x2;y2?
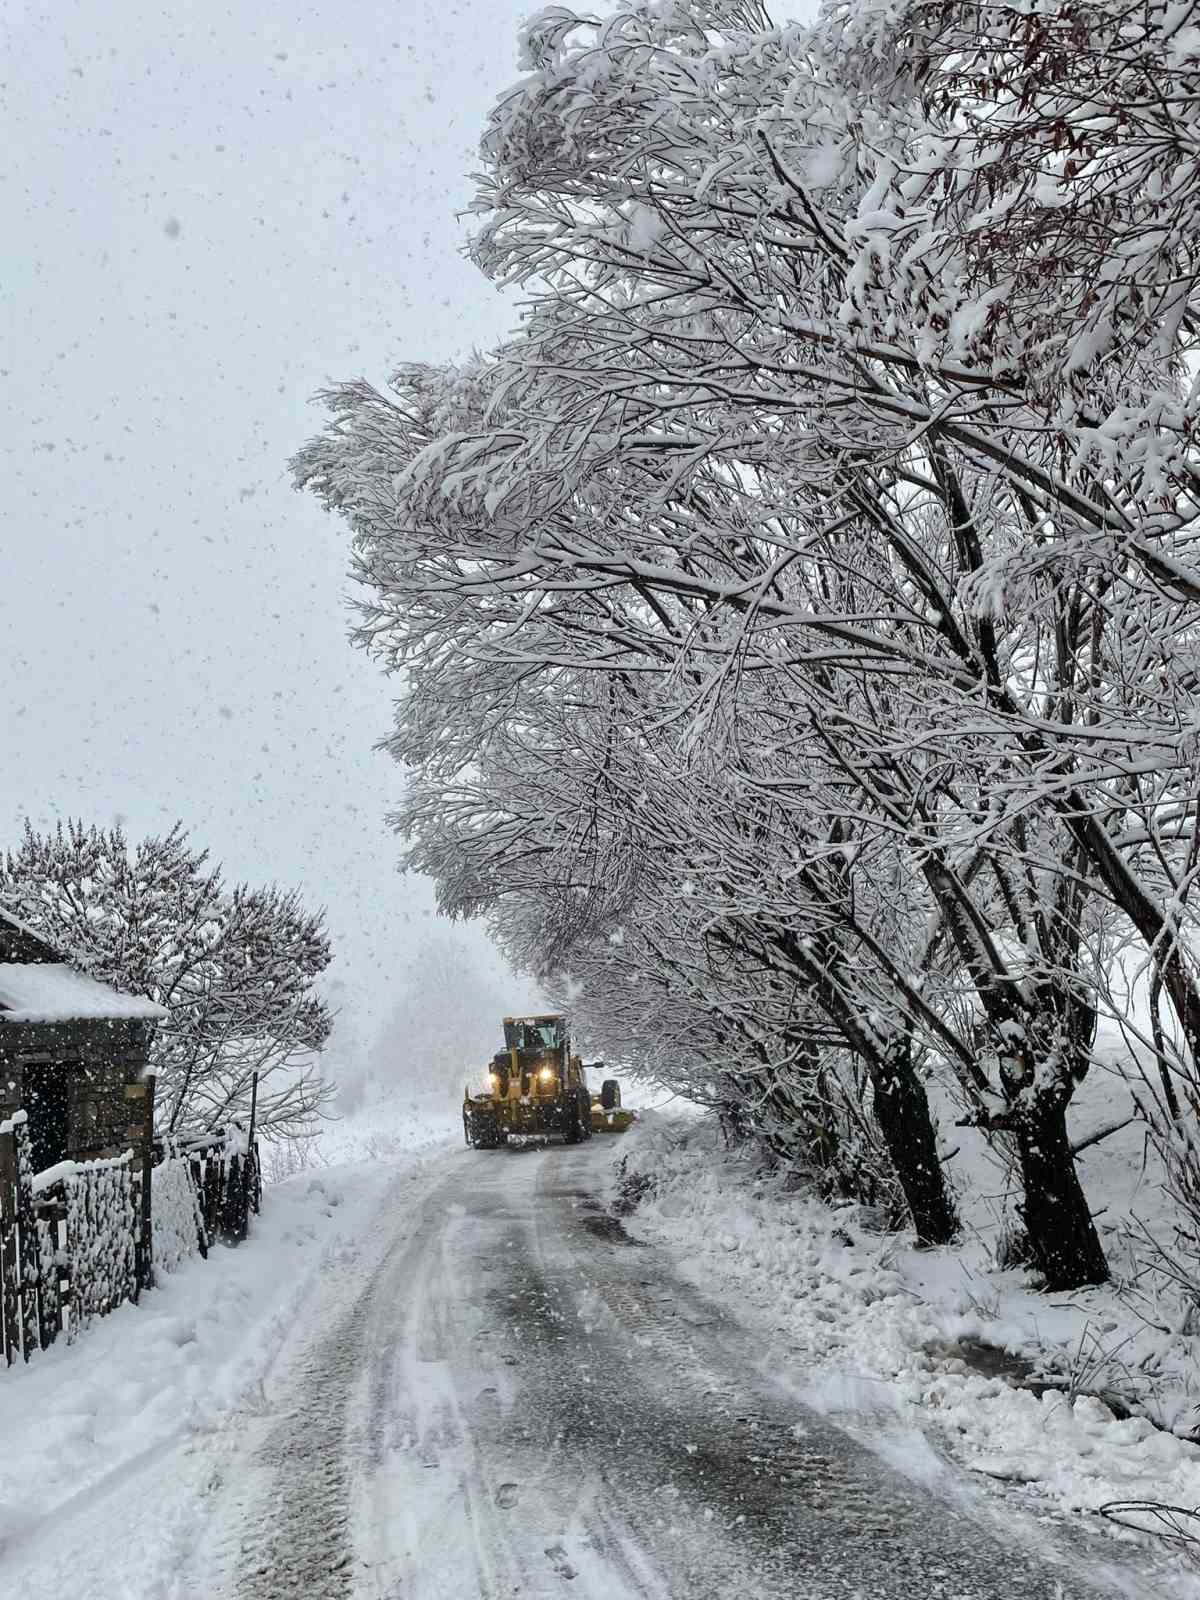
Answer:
539;1067;555;1084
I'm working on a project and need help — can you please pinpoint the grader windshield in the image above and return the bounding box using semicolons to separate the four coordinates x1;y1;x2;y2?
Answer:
503;1016;564;1053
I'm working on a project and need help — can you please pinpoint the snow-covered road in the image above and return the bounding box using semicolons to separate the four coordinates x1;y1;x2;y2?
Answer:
2;1134;1168;1598
182;1140;1134;1599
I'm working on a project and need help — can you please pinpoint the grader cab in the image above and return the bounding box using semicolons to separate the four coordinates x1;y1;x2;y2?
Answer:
463;1014;631;1147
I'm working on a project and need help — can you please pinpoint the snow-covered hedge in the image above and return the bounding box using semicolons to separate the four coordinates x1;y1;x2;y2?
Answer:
151;1155;206;1276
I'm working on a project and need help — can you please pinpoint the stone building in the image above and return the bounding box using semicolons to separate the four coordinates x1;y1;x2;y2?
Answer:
0;911;165;1173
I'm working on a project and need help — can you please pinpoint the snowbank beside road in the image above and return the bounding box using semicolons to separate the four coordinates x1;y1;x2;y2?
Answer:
611;1112;1200;1578
306;1097;461;1169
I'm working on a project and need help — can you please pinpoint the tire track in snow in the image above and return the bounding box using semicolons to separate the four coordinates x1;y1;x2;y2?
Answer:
352;1176;581;1598
215;1167;444;1600
233;1257;378;1598
342;1149;683;1598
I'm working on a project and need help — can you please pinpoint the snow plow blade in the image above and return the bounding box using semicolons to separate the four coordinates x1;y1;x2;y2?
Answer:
590;1106;635;1134
590;1074;634;1132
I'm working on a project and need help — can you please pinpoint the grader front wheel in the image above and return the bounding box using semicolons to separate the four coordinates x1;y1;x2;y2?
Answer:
563;1089;588;1145
465;1107;504;1149
575;1088;594;1144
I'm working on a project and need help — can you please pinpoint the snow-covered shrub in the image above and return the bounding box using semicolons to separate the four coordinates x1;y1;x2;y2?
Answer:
995;1223;1037;1272
151;1155;206;1276
820;1120;910;1234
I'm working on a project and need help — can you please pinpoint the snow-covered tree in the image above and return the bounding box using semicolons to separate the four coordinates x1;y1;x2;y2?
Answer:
0;820;335;1139
295;0;1200;1286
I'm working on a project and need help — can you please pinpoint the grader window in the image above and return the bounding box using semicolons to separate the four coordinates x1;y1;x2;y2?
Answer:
504;1018;561;1052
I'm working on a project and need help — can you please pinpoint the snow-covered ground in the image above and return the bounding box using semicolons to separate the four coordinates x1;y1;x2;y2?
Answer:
610;1094;1200;1586
2;1084;1196;1597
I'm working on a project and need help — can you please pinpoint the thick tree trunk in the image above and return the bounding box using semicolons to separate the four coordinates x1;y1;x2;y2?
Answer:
870;1046;958;1246
758;928;956;1244
1013;1093;1108;1290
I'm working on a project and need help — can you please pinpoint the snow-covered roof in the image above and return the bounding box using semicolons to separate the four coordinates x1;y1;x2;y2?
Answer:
0;905;55;944
0;963;167;1024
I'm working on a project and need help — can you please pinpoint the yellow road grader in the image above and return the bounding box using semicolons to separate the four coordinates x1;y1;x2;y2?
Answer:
463;1014;634;1148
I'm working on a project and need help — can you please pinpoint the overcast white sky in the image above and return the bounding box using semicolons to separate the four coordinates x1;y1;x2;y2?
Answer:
3;0;541;1055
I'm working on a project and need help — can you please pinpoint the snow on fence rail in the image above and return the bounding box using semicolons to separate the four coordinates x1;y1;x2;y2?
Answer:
0;1111;261;1366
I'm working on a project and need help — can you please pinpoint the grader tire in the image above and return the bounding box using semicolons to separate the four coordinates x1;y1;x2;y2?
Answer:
564;1094;584;1145
469;1112;503;1149
600;1079;621;1112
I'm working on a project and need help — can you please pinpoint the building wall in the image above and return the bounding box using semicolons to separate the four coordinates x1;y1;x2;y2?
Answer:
0;1019;152;1163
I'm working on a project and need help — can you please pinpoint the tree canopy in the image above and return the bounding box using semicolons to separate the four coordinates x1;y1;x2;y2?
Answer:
294;0;1200;1288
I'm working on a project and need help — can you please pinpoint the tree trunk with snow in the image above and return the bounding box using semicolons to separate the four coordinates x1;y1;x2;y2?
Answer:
1011;1090;1109;1291
869;1040;958;1248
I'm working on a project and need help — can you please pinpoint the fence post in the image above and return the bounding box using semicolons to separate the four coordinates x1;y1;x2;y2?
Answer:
34;1202;63;1351
136;1076;156;1296
241;1073;259;1243
188;1156;209;1259
13;1117;39;1361
0;1124;17;1366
